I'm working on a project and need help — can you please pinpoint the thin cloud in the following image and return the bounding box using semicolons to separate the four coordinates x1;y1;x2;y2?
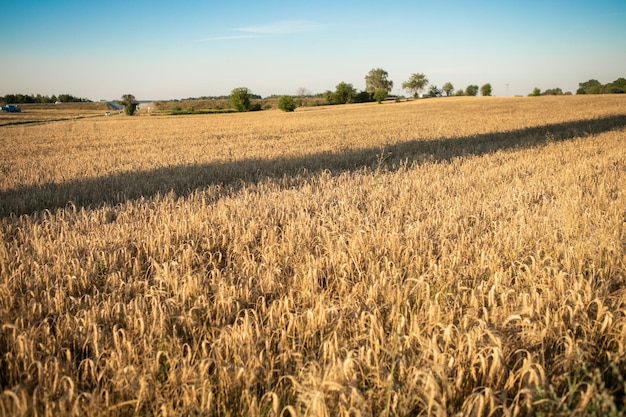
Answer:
196;35;261;42
235;20;323;35
196;20;322;42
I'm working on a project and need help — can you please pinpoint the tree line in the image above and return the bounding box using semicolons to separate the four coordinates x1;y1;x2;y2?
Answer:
528;87;571;96
529;78;625;96
320;69;493;107
0;93;91;105
7;71;622;113
175;69;625;115
576;78;626;95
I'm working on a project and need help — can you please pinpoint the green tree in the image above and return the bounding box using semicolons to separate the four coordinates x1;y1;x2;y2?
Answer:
373;88;388;103
354;91;372;103
455;89;465;96
278;95;297;112
612;77;626;90
121;94;138;115
402;73;429;98
465;85;479;96
542;87;563;95
442;82;454;97
3;94;17;104
428;85;441;97
480;83;492;96
577;79;602;95
365;68;393;95
323;90;336;104
529;87;541;96
229;87;251;111
602;77;626;94
334;82;357;104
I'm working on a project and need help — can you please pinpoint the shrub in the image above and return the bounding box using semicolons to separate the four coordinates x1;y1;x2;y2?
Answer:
373;88;388;103
334;82;357;104
354;91;372;103
229;87;251;112
278;96;297;112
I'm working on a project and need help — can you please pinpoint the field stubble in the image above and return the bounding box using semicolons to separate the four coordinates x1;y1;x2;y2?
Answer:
0;95;625;416
0;102;110;127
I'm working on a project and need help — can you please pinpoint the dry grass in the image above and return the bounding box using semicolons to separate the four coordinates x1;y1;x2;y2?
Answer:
0;95;625;416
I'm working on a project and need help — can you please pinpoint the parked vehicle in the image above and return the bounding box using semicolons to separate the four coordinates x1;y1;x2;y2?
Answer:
1;104;21;113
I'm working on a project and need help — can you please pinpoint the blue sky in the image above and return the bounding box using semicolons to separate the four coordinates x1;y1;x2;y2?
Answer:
1;0;625;100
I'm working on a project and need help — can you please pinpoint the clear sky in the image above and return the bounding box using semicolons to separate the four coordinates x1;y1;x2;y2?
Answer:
1;0;625;100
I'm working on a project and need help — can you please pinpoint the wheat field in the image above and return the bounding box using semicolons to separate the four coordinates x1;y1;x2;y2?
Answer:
1;96;625;416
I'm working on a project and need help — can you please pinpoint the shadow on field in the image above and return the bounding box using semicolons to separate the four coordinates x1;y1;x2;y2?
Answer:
2;115;625;218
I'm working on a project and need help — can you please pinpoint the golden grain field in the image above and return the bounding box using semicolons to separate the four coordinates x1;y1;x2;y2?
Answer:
1;96;625;416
